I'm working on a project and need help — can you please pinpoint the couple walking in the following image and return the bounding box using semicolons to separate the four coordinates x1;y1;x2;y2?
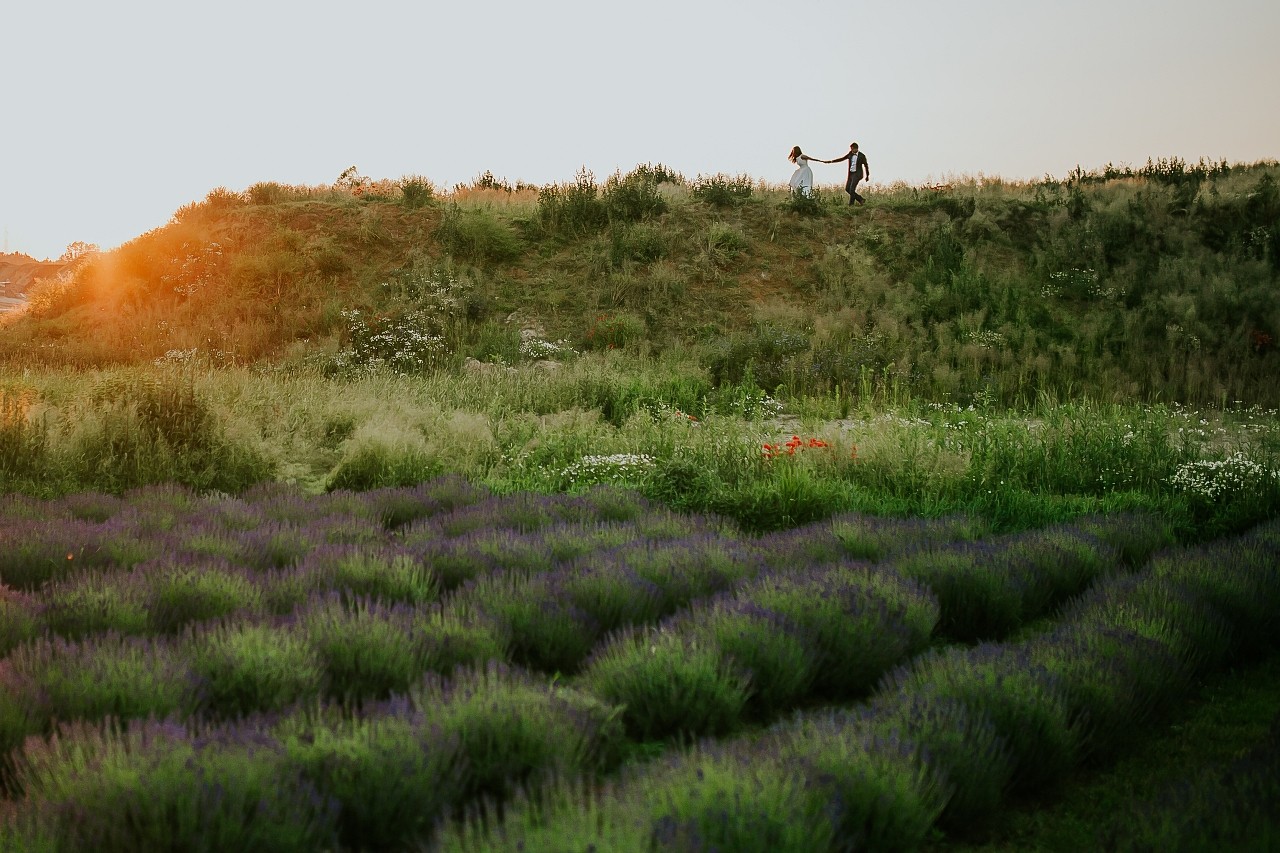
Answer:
789;142;870;205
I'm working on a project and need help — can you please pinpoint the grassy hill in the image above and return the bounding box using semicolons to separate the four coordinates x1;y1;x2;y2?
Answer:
1;163;1278;852
4;158;1278;407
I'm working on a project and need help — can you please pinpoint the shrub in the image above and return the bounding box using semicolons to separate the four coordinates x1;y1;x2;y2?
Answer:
892;543;1030;641
324;434;445;491
363;475;493;529
437;774;653;852
602;167;669;224
1030;623;1187;758
298;594;438;701
637;744;838;853
582;311;647;350
9;634;193;725
277;700;461;850
781;186;827;217
187;621;325;717
558;560;665;635
294;543;438;605
405;528;557;591
0;518;109;591
436;205;524;265
0;586;40;655
580;625;750;740
1063;574;1233;676
239;522;319;571
674;598;815;719
769;722;950;851
1147;537;1280;653
827;512;990;562
141;558;265;633
1002;526;1120;613
1169;451;1280;535
399;174;436;209
10;719;338;853
537;169;607;238
333;307;451;376
412;662;626;802
74;372;273;493
43;571;149;639
691;173;755;207
455;572;599;674
608;535;765;615
609;223;667;265
0;384;49;483
854;691;1015;831
877;645;1079;792
706;324;810;388
1072;511;1175;566
740;565;938;699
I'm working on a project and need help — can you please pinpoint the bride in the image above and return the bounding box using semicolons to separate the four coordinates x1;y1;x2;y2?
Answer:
788;146;815;197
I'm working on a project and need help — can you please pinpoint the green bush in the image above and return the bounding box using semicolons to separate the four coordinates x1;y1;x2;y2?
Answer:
436;205;524;265
892;547;1027;641
399;174;436;209
324;438;445;492
857;692;1015;831
278;705;461;850
144;562;264;633
300;596;437;700
640;747;839;853
71;373;273;494
879;646;1079;792
11;719;338;853
772;723;950;851
187;622;325;717
0;385;48;484
0;587;40;655
676;599;814;719
413;662;626;802
581;311;647;351
537;169;608;238
741;566;937;699
609;223;667;265
457;573;599;674
691;173;755;207
602;167;669;224
43;572;150;639
580;626;750;740
11;634;192;725
781;187;828;217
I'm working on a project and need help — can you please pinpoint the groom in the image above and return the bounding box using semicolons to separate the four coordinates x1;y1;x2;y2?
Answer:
824;142;870;206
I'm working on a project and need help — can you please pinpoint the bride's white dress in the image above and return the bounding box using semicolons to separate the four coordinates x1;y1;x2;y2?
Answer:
789;156;814;196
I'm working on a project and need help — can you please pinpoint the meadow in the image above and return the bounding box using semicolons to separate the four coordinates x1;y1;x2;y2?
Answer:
1;158;1278;850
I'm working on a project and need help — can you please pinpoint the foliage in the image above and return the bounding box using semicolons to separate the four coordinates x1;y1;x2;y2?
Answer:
691;172;756;207
436;204;524;265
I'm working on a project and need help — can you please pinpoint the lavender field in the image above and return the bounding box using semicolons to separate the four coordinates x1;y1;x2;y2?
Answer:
1;476;1276;851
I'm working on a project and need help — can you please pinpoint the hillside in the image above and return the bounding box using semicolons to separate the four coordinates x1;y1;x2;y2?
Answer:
2;159;1277;406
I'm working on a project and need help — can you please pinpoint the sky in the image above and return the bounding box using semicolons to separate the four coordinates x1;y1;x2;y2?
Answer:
3;0;1277;261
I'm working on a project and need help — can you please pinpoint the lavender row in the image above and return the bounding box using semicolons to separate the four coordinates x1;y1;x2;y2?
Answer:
1;662;625;853
887;519;1155;641
441;518;1279;851
575;564;939;740
0;476;492;591
0;596;505;794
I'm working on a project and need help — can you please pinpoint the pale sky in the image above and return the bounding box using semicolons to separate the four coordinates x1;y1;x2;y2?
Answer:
3;0;1277;260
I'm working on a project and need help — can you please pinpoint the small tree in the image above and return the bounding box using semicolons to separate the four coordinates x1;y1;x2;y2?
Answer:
58;241;100;263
